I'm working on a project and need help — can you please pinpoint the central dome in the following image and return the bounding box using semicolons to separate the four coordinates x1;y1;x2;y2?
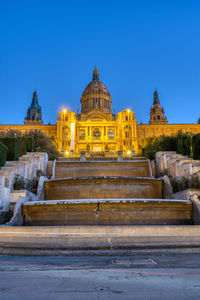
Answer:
82;66;110;97
81;66;112;114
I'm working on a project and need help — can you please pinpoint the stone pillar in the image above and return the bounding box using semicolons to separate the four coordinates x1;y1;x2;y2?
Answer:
0;175;5;209
86;126;88;140
117;151;123;161
24;164;28;179
52;160;56;178
163;154;167;170
80;151;86;161
189;163;193;176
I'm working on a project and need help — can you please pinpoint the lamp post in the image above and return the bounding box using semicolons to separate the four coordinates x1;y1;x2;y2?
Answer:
62;109;66;154
127;109;131;155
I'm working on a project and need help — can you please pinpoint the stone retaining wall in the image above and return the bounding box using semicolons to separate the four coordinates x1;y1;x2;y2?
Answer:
23;199;192;226
55;160;151;178
45;177;163;200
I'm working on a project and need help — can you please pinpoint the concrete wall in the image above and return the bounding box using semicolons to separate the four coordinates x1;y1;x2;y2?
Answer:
23;199;192;226
44;177;163;200
55;161;150;178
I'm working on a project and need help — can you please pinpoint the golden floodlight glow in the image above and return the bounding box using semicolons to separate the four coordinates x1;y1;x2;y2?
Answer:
65;151;69;156
63;109;66;114
127;150;131;155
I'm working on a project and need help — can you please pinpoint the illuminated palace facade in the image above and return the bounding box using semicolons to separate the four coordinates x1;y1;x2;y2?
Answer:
1;66;200;156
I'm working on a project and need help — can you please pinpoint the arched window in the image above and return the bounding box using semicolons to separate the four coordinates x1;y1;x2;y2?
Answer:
108;129;114;139
93;128;101;139
79;130;86;140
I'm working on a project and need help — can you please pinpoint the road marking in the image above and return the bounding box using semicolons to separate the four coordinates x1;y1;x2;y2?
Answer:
0;260;200;277
112;258;157;265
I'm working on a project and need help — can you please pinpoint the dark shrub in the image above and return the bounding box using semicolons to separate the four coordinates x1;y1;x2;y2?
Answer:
0;137;20;161
0;141;7;167
192;134;200;160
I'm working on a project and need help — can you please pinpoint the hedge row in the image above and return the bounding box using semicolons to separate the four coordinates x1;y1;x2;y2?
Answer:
192;134;200;159
0;137;20;161
141;132;200;160
0;137;34;162
19;136;34;157
0;141;7;167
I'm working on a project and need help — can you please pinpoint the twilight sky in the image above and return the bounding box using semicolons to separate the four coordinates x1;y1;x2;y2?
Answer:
0;0;200;125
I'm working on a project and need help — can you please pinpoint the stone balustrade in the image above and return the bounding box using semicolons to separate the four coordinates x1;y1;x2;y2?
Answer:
0;152;48;222
155;152;200;179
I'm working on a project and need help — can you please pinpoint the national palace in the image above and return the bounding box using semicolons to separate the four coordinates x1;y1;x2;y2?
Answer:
1;66;200;157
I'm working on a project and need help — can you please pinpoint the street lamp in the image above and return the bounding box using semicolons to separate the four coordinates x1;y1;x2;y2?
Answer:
63;109;66;120
62;109;67;153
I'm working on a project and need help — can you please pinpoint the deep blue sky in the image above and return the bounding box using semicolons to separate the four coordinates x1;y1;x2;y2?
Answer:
1;0;200;125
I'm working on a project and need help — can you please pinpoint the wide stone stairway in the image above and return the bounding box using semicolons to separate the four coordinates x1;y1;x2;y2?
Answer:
23;159;192;226
0;158;198;255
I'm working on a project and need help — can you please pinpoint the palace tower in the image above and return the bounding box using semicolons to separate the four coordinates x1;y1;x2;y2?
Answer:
24;89;43;125
149;89;168;125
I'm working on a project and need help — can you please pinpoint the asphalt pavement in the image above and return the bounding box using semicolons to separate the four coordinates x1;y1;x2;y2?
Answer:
0;254;200;299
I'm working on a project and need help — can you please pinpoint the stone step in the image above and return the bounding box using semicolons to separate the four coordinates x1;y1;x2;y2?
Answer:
55;160;151;178
22;198;192;226
0;225;200;255
45;176;163;200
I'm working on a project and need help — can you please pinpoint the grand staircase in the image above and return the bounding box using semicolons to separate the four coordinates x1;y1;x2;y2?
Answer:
22;159;192;226
0;158;197;255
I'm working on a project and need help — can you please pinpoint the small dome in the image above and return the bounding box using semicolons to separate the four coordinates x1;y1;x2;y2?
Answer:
82;65;110;97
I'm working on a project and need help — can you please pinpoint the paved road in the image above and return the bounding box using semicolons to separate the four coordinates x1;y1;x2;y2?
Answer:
0;254;200;299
